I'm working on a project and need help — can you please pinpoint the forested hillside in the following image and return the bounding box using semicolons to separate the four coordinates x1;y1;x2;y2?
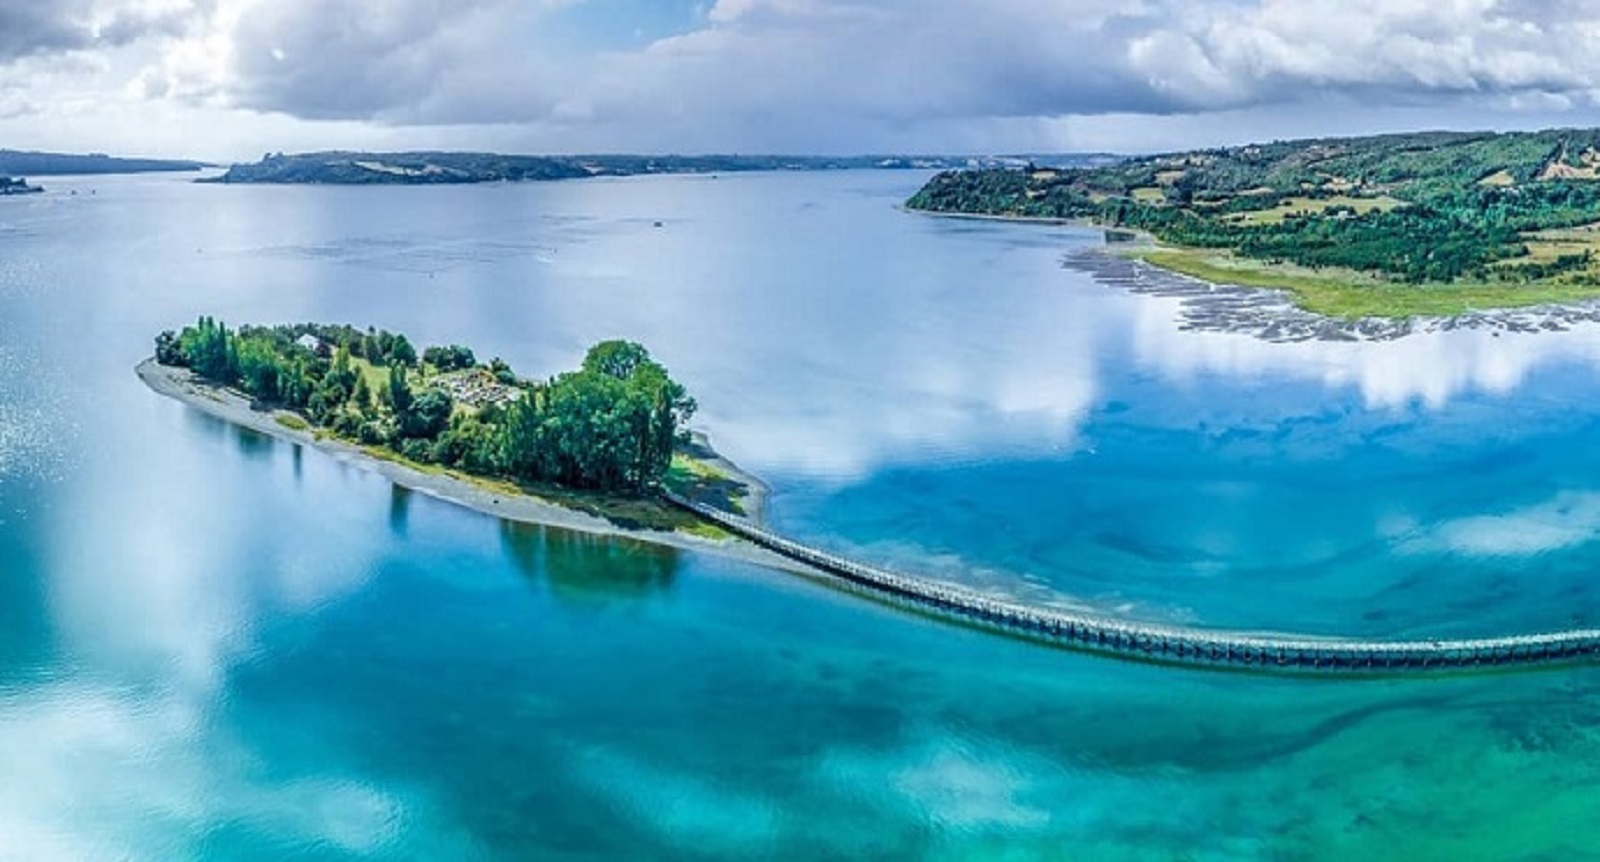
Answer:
908;129;1600;290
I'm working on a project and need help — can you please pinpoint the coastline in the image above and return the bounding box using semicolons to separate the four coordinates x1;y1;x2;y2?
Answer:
900;204;1110;232
136;358;813;576
1063;247;1600;342
905;205;1600;327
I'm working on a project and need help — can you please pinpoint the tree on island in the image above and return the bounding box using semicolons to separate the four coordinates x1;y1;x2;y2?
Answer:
386;364;413;416
423;344;475;371
351;372;373;412
401;387;452;440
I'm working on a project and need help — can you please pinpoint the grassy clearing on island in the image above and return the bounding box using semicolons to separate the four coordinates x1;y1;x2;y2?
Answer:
663;453;751;518
274;413;309;431
1515;224;1600;264
1478;169;1516;187
1134;246;1600;319
350;355;392;396
1226;195;1404;226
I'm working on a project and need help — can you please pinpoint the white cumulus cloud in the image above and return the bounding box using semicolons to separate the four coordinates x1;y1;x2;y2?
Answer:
13;0;1600;155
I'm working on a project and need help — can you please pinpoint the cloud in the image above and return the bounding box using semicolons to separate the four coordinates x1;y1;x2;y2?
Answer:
0;4;91;60
125;0;589;125
0;0;197;62
624;0;1600;123
13;0;1600;154
175;0;1600;146
1135;0;1600;111
223;0;516;121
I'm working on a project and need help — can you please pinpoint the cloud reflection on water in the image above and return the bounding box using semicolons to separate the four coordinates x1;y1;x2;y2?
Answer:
1128;295;1600;410
1406;491;1600;558
8;406;465;856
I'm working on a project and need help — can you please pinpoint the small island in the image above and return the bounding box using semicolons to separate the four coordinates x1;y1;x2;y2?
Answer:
141;319;780;560
1;176;42;196
907;129;1600;318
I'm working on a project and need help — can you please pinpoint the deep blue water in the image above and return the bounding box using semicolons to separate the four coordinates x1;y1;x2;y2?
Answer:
5;171;1600;857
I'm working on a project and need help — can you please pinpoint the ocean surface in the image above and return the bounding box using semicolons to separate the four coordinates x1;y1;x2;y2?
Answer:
5;170;1600;858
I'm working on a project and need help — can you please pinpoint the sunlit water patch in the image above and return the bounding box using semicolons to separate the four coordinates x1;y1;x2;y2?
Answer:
0;347;74;484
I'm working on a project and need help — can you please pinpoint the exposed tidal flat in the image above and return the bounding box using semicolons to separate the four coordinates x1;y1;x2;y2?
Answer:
1067;247;1600;342
14;170;1600;856
911;208;1600;335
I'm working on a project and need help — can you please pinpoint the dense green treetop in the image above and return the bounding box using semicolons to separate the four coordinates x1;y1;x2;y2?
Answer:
907;128;1600;286
423;344;476;371
155;319;695;494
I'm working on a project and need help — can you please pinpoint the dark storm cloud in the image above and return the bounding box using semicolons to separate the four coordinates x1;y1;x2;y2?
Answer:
0;3;98;59
0;1;195;62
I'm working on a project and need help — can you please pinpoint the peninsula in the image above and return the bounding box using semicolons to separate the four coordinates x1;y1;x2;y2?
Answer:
908;129;1600;318
0;149;205;176
142;319;775;557
205;150;1111;185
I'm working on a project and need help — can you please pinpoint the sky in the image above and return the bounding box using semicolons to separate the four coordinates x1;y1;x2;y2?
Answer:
7;0;1600;160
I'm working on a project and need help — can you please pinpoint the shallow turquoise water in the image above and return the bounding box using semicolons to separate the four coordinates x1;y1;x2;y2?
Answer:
5;171;1600;857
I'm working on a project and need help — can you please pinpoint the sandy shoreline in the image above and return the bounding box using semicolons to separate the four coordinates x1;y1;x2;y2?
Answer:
136;358;816;576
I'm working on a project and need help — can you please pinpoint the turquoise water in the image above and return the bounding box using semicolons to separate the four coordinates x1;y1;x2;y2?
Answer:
6;171;1600;857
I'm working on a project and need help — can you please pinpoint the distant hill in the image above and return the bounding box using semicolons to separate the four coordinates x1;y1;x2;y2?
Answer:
206;151;1120;185
0;150;205;176
907;128;1600;316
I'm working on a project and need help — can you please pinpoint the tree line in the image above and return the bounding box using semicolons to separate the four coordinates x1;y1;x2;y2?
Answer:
155;319;696;493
